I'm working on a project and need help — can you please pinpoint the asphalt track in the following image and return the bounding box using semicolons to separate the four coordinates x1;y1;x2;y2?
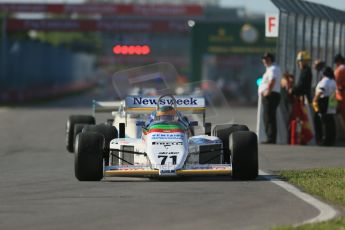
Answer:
1;91;345;230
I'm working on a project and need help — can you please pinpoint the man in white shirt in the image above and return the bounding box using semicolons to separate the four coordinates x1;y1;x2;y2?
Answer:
313;67;337;146
259;53;282;144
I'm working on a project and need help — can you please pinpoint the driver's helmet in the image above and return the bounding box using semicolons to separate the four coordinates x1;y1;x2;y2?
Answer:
156;106;177;121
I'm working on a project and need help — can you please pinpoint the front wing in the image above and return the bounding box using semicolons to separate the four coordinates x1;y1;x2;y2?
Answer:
104;164;231;177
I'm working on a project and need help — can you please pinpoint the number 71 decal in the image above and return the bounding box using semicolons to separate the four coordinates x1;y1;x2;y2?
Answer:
158;155;177;165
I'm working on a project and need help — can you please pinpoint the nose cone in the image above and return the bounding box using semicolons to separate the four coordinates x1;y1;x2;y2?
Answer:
145;123;189;175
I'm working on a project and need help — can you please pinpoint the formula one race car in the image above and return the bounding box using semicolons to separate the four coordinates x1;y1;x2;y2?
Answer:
66;94;258;181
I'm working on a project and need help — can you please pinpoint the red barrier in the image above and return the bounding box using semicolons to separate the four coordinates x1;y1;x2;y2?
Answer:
7;19;188;33
0;3;203;16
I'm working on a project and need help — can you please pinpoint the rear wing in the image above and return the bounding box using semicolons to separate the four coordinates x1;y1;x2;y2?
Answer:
125;95;206;125
92;100;122;115
92;96;206;124
124;96;206;114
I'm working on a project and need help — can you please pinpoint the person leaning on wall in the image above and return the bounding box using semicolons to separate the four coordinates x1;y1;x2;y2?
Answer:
312;67;337;146
290;51;313;103
259;52;282;144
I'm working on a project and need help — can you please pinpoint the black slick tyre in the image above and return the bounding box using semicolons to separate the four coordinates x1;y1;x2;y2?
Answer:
230;131;258;180
106;119;114;126
82;124;118;150
75;132;104;181
74;124;87;146
66;115;95;153
213;124;249;163
82;124;118;165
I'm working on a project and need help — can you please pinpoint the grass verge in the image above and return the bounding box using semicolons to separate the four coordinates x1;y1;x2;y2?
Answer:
273;217;345;230
272;168;345;230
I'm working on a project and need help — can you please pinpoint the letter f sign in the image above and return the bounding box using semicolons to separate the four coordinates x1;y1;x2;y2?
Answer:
266;13;279;37
269;17;275;32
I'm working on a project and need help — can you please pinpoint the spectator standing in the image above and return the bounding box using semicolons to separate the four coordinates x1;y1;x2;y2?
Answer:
280;72;294;114
313;67;337;146
334;54;345;123
291;51;313;103
259;53;282;144
313;59;326;83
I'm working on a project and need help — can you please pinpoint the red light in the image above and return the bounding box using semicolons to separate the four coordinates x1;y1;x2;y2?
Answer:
142;45;150;55
113;45;121;54
121;45;128;55
112;45;151;56
128;46;135;55
134;46;141;55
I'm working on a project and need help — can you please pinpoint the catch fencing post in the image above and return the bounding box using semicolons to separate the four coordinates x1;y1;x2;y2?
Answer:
1;15;7;87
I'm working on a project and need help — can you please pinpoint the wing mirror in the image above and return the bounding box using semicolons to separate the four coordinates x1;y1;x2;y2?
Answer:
189;121;198;127
136;120;145;127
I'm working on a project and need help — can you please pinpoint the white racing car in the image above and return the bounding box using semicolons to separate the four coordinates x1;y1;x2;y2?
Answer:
66;63;258;181
66;93;258;181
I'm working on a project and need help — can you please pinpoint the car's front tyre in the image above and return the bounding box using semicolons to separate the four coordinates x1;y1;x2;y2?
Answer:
82;124;118;165
75;132;104;181
230;131;258;180
213;124;249;163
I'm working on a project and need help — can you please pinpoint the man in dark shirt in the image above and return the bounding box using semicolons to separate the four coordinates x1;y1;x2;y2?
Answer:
291;51;313;103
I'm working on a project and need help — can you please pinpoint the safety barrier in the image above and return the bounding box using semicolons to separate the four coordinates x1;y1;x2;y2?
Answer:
0;39;96;103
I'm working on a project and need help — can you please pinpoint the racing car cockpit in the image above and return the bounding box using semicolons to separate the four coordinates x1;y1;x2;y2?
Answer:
155;105;177;121
143;95;190;129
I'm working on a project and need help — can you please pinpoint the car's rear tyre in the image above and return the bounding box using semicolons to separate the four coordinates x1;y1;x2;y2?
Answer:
74;124;87;146
82;124;118;165
75;132;104;181
213;124;249;163
230;131;258;180
66;115;95;153
106;119;114;126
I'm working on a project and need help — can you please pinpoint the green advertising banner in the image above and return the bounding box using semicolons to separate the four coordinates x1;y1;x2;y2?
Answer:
190;21;276;82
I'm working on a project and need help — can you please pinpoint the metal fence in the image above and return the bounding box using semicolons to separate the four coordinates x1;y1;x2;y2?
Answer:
272;0;345;86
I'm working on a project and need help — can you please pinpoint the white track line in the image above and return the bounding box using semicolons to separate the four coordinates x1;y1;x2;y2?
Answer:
260;170;338;226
